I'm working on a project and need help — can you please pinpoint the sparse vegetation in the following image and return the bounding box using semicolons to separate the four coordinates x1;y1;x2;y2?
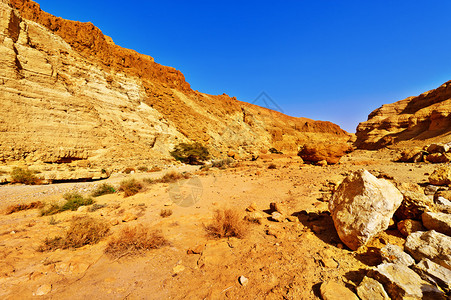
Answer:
123;167;135;174
105;225;168;257
5;201;44;215
211;158;235;169
268;163;277;169
158;171;191;183
149;166;162;172
10;167;40;185
40;193;94;216
38;216;110;251
119;179;143;197
205;208;248;239
91;183;116;197
170;142;210;165
160;209;173;218
89;203;108;212
137;166;149;172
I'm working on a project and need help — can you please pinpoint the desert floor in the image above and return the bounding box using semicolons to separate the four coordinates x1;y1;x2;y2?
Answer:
0;149;439;299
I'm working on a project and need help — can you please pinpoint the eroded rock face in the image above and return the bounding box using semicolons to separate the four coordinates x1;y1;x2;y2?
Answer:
329;169;403;250
413;258;451;293
405;230;451;270
355;80;451;150
0;0;351;168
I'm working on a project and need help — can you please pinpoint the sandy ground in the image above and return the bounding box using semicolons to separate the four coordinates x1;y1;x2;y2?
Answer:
0;150;440;299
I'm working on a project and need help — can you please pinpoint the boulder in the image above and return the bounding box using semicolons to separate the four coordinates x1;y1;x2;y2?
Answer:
405;230;451;270
427;143;449;154
270;211;285;222
434;189;451;202
425;153;451;163
397;219;425;237
356;276;390;300
394;190;434;220
413;258;451;293
329;169;403;250
380;244;415;266
369;263;445;300
429;165;451;186
320;281;359;300
298;142;350;165
397;148;426;163
421;212;451;236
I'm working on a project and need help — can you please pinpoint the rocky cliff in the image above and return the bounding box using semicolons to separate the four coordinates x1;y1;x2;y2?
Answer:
355;80;451;150
0;0;350;169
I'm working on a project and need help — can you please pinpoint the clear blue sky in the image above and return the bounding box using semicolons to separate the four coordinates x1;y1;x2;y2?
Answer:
37;0;451;133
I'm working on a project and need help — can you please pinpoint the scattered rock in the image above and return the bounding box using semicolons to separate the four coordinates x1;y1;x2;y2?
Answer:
238;275;248;286
369;263;445;299
424;184;441;196
394;190;433;220
35;284;52;296
413;258;451;293
429;165;451;186
245;211;265;224
435;196;451;206
122;213;138;222
380;244;415;266
356;276;390;300
316;160;328;167
405;230;451;270
396;219;425;237
270;211;285;222
320;281;359;300
320;257;338;269
329;169;403;250
421;212;451;236
397;148;426;163
286;216;299;222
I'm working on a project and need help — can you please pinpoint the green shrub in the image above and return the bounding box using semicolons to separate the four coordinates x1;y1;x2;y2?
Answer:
170;142;210;165
91;183;116;197
40;193;94;216
10;167;40;185
119;179;143;197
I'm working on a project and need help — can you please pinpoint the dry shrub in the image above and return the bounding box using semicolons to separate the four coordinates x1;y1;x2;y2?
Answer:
158;171;191;183
5;201;43;215
123;167;135;174
38;216;110;251
205;208;248;239
160;209;173;218
119;179;143;197
91;183;116;197
10;167;41;185
105;225;168;257
268;163;277;169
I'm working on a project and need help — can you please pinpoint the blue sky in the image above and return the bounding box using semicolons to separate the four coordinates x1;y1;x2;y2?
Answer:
37;0;451;132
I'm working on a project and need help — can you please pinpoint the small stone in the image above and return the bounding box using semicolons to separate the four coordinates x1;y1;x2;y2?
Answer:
429;165;451;186
271;211;285;222
397;219;425;237
238;275;248;286
424;184;441;196
77;205;89;212
380;244;415;266
287;216;299;222
173;264;185;274
122;213;138;222
246;202;258;212
320;257;338;269
164;202;173;207
35;284;52;296
316;160;328;167
435;196;451;206
245;211;265;224
421;212;451;236
187;244;204;255
269;202;287;215
320;281;359;300
356;276;390;300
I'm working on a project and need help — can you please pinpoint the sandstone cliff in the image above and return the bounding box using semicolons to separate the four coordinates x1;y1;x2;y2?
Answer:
0;0;350;169
356;80;451;150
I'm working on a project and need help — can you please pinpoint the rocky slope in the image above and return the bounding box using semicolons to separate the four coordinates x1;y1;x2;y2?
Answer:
0;0;350;170
355;80;451;150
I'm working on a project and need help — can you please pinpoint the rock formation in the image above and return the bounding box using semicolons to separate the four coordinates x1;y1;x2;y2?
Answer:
0;0;351;170
355;80;451;150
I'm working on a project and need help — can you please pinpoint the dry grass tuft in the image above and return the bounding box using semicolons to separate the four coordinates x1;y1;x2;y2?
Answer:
105;225;168;257
5;201;43;215
119;179;143;197
205;208;248;239
160;209;173;218
38;216;110;251
158;171;191;183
